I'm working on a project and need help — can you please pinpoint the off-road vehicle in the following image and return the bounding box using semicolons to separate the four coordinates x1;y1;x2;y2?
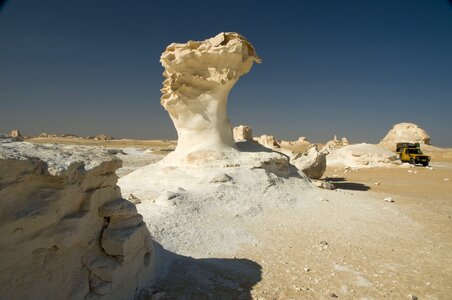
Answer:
396;142;430;166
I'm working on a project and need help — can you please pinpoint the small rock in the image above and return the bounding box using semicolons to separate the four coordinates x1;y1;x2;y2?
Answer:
444;178;449;181
408;170;413;173
330;293;339;298
128;193;141;205
384;197;394;203
304;267;311;272
318;240;329;250
210;173;233;183
374;182;380;185
409;295;418;300
318;197;329;202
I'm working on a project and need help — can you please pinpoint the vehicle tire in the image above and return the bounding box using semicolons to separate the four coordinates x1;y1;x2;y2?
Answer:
410;158;415;165
423;162;429;167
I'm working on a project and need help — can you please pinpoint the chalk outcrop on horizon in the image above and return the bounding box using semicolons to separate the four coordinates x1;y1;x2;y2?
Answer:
160;32;261;165
0;136;155;299
380;122;431;145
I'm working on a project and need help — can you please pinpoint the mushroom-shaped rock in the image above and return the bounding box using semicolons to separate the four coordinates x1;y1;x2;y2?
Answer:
160;32;261;165
380;123;431;145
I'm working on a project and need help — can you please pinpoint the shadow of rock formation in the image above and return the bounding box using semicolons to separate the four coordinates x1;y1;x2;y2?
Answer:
324;177;371;191
151;243;262;300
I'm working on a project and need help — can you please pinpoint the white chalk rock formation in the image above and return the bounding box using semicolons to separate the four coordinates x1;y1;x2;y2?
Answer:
253;134;281;149
290;145;327;179
160;32;261;165
380;122;431;145
233;125;253;142
280;137;310;148
324;135;350;150
0;136;155;300
327;143;400;168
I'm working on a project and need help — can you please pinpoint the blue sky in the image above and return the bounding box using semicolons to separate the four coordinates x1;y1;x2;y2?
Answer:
1;0;451;146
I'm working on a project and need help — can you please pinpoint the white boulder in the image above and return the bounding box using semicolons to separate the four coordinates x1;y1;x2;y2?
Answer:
290;145;328;179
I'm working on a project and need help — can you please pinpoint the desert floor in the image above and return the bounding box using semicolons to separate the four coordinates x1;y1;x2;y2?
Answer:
27;138;452;299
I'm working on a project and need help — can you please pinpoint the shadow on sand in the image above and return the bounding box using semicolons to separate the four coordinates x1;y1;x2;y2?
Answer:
152;243;262;300
325;177;371;191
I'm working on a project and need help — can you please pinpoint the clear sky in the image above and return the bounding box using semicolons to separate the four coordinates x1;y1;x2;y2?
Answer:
1;0;451;146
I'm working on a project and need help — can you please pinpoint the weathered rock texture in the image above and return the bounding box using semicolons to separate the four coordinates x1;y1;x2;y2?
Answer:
160;32;261;165
233;125;253;142
0;136;155;300
290;145;327;179
253;135;281;149
380;122;431;145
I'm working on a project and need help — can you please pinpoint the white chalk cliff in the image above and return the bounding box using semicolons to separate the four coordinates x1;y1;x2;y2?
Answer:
160;32;261;166
0;136;155;299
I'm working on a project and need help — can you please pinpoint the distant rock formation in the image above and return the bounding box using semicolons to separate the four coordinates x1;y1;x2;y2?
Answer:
233;125;253;142
0;137;155;299
9;129;23;141
253;135;281;149
95;134;114;141
327;143;400;169
323;135;350;150
290;145;327;179
160;32;261;165
380;122;431;145
280;137;311;148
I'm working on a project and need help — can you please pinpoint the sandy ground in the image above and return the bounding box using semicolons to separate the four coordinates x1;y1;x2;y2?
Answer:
27;138;452;299
239;163;452;300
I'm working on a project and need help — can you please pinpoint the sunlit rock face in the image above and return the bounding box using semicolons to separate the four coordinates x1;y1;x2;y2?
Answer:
160;32;261;165
380;122;431;145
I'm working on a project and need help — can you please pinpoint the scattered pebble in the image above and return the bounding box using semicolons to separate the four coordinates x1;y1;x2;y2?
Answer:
408;170;413;173
444;178;449;181
318;240;329;250
374;182;380;185
384;197;394;203
330;293;339;298
409;294;418;300
319;197;329;202
304;267;311;272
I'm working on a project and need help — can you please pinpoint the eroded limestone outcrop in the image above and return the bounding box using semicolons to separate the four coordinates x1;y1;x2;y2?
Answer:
380;122;431;145
160;32;261;165
233;125;253;142
0;136;155;300
290;145;328;179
